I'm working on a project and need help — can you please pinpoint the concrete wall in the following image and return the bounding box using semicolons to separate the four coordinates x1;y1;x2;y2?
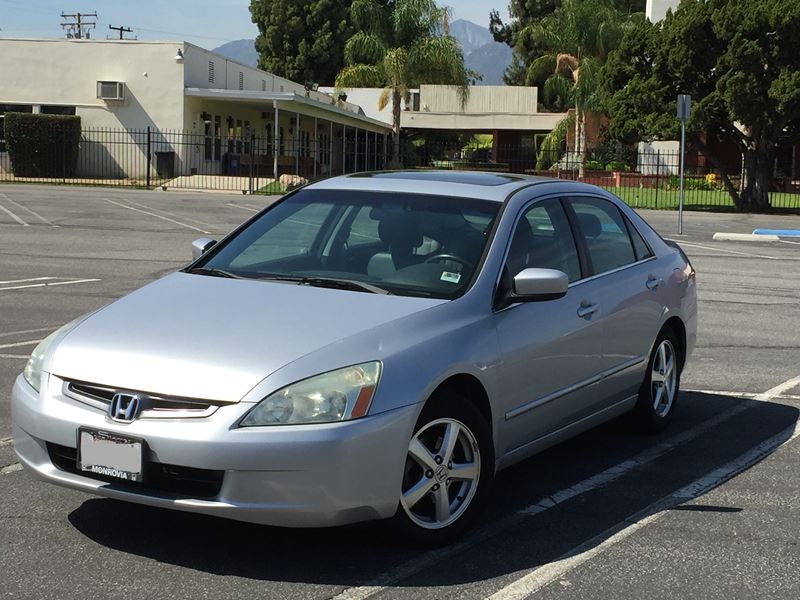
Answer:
419;85;538;114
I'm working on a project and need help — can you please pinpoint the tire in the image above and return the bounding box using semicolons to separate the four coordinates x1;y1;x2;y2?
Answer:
391;391;494;546
631;328;682;433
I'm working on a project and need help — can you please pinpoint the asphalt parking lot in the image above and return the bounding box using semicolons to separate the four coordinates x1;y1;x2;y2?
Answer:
1;183;798;600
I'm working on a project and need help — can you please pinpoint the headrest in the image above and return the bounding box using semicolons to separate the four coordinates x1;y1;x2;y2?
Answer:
577;213;602;239
372;208;423;248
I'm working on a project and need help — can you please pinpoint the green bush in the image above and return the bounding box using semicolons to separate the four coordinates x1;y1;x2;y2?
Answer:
5;113;81;177
585;160;603;171
605;160;630;172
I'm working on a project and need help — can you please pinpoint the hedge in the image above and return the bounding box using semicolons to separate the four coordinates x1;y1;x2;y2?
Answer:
5;113;81;177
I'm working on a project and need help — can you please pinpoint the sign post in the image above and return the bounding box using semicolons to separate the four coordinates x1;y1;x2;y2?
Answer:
676;94;691;235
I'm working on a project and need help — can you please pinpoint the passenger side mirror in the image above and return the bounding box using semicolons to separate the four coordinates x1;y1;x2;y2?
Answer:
511;268;569;302
191;237;217;261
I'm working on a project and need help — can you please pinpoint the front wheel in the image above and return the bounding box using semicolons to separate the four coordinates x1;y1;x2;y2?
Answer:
392;393;493;546
631;330;681;432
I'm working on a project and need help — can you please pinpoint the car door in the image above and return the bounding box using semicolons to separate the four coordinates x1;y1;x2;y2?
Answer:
567;196;665;403
493;197;606;456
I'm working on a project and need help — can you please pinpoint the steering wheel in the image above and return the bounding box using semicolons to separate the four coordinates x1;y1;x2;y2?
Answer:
424;253;474;270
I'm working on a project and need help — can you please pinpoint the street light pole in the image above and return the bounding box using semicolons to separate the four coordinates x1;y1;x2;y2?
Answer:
677;94;691;235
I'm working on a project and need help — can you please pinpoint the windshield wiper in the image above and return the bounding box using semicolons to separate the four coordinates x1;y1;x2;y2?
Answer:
257;274;392;295
187;267;244;279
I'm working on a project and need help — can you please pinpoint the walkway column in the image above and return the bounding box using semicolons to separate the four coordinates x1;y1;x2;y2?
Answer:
295;112;301;176
329;120;334;177
383;133;388;168
273;101;280;181
342;125;347;174
313;116;318;179
366;130;370;172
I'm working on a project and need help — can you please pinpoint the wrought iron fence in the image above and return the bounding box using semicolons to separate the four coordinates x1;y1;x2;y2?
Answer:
1;127;798;210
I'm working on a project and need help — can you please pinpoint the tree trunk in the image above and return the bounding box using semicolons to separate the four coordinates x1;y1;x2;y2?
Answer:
573;104;580;175
578;107;587;179
740;140;775;211
390;87;402;168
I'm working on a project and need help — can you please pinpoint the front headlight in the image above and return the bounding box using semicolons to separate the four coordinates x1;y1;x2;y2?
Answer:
239;362;382;426
23;326;66;392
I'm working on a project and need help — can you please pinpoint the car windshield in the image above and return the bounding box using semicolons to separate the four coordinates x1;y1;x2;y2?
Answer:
194;189;500;299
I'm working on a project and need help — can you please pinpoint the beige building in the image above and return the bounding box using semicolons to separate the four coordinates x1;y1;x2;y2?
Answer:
646;0;680;22
0;38;391;182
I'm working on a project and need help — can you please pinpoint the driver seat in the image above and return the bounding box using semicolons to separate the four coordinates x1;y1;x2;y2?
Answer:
367;210;424;279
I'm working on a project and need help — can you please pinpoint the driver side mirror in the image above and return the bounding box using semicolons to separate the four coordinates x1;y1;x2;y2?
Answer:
510;268;569;302
191;237;217;261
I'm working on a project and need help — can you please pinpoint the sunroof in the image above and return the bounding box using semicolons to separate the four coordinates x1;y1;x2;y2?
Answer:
350;171;527;187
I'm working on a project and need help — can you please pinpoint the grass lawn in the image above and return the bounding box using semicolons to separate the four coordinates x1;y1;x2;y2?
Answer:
603;187;800;212
255;180;284;195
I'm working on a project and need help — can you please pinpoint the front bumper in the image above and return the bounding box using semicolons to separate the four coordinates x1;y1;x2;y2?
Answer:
11;374;419;527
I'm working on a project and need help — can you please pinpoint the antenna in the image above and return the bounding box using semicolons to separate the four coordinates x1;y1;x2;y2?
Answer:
61;12;98;39
108;24;135;40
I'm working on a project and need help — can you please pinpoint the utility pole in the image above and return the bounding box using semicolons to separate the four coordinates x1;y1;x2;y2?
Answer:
108;25;135;40
676;94;691;235
60;12;97;39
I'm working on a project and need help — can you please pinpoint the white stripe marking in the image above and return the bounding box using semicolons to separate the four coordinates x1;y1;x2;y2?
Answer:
226;202;259;213
330;381;800;600
0;278;101;292
0;339;41;350
0;202;29;226
0;277;58;285
0;192;58;227
122;198;218;230
0;463;22;475
0;354;30;359
487;418;800;600
105;198;211;234
0;437;12;447
675;240;784;260
0;326;59;338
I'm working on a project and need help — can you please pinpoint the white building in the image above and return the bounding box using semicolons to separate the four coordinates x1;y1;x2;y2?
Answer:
0;38;391;183
646;0;680;22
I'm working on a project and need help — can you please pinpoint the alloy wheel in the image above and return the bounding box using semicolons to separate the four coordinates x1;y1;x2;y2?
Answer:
400;418;481;530
651;339;677;418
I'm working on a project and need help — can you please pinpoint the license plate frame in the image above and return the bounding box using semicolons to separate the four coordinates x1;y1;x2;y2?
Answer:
77;428;145;483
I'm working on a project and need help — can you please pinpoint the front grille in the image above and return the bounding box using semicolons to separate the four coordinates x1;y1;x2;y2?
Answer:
64;380;219;418
47;442;224;499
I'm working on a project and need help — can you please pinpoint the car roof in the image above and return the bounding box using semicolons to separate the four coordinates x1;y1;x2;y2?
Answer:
306;170;567;202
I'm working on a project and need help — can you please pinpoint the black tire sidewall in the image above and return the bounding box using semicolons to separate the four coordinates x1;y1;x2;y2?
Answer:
634;329;682;432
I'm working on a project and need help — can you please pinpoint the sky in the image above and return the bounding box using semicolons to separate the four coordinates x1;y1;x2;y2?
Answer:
0;0;509;48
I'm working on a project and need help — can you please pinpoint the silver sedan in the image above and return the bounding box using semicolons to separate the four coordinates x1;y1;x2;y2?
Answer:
12;171;697;545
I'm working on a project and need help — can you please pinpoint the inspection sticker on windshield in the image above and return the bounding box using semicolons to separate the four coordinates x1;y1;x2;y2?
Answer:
440;271;462;284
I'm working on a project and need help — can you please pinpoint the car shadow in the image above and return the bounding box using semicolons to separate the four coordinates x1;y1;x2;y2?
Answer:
68;392;798;589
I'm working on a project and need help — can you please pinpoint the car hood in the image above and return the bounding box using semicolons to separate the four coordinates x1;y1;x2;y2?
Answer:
49;272;445;402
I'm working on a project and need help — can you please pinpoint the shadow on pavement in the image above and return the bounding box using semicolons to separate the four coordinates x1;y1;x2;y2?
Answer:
68;392;798;588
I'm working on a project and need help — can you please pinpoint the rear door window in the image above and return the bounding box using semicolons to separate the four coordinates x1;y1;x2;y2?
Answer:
569;197;637;275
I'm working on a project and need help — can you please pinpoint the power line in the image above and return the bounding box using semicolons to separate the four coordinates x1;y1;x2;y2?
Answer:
60;11;97;39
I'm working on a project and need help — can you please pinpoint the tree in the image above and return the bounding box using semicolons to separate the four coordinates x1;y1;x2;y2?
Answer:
334;0;470;164
250;0;353;85
514;0;636;175
601;0;800;211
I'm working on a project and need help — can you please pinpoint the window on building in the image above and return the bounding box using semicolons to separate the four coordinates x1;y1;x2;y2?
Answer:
203;114;222;161
239;72;244;90
280;127;285;155
244;120;251;154
235;119;243;153
208;61;215;83
0;104;33;152
41;106;76;115
261;79;267;92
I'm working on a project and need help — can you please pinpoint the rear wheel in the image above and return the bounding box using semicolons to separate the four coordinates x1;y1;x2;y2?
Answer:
392;393;493;546
632;329;681;432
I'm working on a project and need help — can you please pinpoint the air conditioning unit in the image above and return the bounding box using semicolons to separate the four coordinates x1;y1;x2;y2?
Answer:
97;81;125;101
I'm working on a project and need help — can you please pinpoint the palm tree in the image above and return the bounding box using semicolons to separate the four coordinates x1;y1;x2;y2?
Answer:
524;0;639;176
335;0;470;165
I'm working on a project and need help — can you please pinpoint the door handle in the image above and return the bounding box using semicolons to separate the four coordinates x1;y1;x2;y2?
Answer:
577;303;599;319
646;276;663;291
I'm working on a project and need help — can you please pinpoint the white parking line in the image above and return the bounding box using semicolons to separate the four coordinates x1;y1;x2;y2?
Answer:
226;202;259;213
330;381;800;600
0;202;29;226
122;198;219;230
0;192;58;227
0;464;22;475
487;376;800;600
675;240;788;261
0;326;58;338
0;354;29;359
0;277;58;285
0;339;41;350
105;198;211;234
0;278;101;292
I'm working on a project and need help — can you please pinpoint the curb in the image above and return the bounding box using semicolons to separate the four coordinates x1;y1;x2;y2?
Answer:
752;229;800;238
712;232;780;242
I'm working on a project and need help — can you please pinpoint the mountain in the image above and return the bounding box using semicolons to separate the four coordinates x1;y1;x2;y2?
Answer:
211;20;511;86
449;19;511;85
212;39;258;68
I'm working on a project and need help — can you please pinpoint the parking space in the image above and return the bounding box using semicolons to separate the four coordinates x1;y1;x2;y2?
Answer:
0;184;798;600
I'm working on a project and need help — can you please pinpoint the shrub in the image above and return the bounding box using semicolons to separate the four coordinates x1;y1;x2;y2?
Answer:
585;160;603;171
5;113;81;177
605;160;630;172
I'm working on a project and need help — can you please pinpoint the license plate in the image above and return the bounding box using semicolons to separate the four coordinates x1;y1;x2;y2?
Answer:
78;428;144;483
